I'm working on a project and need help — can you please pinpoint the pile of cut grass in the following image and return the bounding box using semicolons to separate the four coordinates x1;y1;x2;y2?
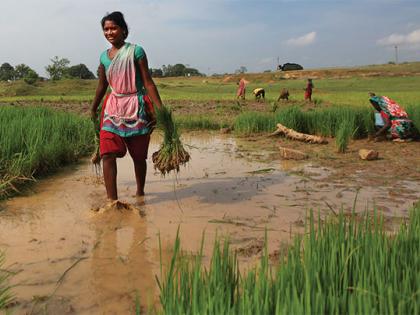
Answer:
157;207;420;314
0;105;94;198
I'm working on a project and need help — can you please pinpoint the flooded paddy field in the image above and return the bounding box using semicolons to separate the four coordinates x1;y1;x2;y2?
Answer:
1;132;419;314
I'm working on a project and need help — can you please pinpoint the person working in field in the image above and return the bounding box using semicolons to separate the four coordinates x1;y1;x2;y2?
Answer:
253;88;265;101
304;78;314;101
368;92;414;141
278;88;289;101
90;11;163;202
236;78;247;100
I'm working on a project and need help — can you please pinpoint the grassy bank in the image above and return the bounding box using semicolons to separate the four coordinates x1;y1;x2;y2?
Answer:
157;207;420;314
0;251;13;310
234;104;420;138
234;106;375;137
0;106;94;199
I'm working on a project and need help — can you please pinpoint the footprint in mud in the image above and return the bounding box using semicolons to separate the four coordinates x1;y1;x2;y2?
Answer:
91;200;145;217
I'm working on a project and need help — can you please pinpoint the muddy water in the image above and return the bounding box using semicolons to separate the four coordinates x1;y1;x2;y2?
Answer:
1;132;419;314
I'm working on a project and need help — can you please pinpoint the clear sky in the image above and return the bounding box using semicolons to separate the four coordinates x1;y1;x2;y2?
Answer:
2;0;420;77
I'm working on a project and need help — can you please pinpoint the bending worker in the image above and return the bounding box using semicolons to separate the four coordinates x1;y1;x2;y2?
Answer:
368;92;414;141
253;88;265;101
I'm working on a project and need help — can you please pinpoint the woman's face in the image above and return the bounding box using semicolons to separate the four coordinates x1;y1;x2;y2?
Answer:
103;20;125;46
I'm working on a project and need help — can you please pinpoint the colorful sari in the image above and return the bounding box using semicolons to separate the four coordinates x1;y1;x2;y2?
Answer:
102;43;151;137
236;79;246;98
370;96;413;139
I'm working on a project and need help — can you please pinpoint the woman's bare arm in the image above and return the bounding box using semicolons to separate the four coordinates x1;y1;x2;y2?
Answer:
138;53;163;110
90;64;109;120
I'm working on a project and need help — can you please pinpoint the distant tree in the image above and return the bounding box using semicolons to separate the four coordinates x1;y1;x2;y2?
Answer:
14;64;32;80
45;56;70;80
235;66;247;74
66;64;95;79
0;63;15;81
170;64;187;77
185;67;203;76
23;69;39;85
160;64;202;77
150;68;163;77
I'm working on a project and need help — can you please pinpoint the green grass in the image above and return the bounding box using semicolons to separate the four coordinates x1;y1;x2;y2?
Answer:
157;206;420;314
0;251;13;310
336;119;356;153
1;71;419;136
2;68;420;105
234;105;377;138
0;106;94;198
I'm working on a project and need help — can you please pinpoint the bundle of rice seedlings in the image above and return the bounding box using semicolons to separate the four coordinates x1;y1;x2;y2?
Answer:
152;105;190;175
90;115;101;166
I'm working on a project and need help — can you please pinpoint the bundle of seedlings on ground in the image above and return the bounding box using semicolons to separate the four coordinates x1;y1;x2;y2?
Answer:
156;206;420;314
153;105;190;176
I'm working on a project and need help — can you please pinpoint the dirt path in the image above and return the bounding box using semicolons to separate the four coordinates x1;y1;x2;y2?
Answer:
1;132;419;314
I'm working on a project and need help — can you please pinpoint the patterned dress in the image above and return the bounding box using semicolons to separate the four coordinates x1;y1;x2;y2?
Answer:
100;43;153;137
370;96;413;139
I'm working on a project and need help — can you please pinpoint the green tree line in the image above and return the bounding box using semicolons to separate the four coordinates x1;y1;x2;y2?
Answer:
1;58;203;84
150;63;203;77
0;56;95;84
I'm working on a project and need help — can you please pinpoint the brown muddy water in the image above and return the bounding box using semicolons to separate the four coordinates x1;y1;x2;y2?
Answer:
1;132;419;314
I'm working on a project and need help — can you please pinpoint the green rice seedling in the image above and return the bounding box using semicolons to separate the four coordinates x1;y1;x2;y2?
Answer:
152;105;190;176
0;251;13;310
275;106;307;132
336;119;356;153
267;102;278;113
175;115;222;130
156;206;420;314
234;112;276;135
312;98;323;106
405;104;420;137
0;106;94;198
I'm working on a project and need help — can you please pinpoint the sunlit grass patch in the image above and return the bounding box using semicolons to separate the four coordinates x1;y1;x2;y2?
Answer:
0;106;94;198
157;206;420;314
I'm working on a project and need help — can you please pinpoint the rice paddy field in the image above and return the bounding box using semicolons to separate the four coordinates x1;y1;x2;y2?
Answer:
0;63;419;314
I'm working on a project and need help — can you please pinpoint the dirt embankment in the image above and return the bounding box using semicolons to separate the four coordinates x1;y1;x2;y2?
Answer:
218;62;420;82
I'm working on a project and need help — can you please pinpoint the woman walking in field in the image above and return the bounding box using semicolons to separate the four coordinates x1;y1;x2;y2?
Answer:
304;78;313;101
368;92;414;141
236;78;247;100
91;11;163;202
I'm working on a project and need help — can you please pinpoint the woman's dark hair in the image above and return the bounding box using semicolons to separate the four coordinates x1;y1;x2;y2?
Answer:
101;11;129;39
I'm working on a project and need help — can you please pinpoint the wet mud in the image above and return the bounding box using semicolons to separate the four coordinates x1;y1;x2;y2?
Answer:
1;132;419;314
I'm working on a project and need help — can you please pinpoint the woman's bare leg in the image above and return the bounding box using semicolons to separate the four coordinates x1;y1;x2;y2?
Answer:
102;153;118;200
133;159;147;196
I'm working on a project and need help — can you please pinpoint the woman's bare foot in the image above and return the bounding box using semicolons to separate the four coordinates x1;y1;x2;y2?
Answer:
102;199;133;211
